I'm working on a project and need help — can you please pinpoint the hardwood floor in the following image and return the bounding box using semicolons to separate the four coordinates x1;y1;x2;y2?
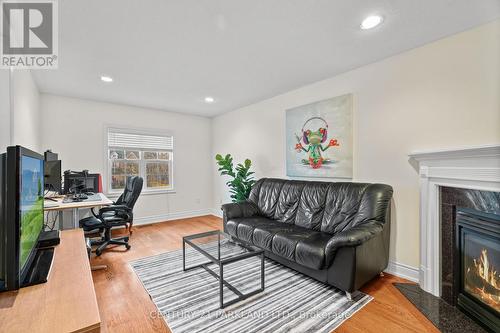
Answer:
90;215;438;333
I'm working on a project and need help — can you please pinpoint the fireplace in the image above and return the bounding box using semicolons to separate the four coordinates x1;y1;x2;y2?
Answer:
456;208;500;332
409;144;500;298
407;144;500;331
440;187;500;305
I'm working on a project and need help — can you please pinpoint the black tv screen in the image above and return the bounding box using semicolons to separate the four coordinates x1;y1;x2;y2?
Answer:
19;155;44;272
0;146;45;291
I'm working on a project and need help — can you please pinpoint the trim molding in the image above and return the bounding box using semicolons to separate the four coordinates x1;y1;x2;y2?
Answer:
409;144;500;161
409;143;500;296
133;209;213;226
210;208;223;218
385;261;419;283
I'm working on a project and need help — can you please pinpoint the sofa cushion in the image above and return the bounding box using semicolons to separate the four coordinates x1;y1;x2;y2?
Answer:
273;181;306;224
247;178;265;205
257;179;287;218
352;184;394;226
272;227;313;261
225;219;240;237
228;217;331;270
295;232;332;270
320;183;369;234
226;216;280;243
253;223;287;250
236;217;278;242
294;182;330;230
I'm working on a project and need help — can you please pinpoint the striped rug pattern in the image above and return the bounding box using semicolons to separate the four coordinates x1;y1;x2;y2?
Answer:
130;240;372;333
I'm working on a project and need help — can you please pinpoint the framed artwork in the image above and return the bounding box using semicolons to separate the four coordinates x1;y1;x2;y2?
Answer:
286;94;353;178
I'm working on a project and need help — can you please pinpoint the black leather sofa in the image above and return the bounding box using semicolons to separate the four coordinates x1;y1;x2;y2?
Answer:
221;178;393;297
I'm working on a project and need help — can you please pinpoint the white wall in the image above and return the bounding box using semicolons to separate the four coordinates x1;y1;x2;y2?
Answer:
212;20;500;269
40;94;213;224
10;70;40;152
0;70;10;151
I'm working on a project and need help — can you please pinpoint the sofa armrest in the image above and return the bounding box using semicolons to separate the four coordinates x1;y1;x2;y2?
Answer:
221;201;259;220
325;220;383;263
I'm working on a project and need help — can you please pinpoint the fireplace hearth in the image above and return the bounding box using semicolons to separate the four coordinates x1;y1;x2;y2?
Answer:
456;208;500;332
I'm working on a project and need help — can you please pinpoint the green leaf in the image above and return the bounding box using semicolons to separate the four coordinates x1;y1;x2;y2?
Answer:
216;154;256;202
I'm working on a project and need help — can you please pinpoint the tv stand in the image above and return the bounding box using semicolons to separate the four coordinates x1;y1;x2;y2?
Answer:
21;247;54;287
0;229;101;332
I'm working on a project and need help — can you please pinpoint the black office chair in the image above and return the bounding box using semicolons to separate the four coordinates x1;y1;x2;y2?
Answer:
79;176;143;256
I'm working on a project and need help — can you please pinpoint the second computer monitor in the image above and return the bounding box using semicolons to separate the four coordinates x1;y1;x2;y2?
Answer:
63;173;100;194
44;160;62;194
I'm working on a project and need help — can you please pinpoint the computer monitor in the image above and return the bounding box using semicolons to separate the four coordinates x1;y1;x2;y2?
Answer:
44;150;58;162
44;160;62;194
63;173;100;194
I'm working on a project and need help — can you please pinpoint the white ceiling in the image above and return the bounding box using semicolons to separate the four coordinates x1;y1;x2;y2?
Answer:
33;0;500;117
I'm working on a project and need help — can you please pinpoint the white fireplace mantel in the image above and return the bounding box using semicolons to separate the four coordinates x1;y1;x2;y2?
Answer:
409;144;500;296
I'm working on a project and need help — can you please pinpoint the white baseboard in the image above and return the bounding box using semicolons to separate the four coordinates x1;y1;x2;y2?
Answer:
133;209;214;226
210;208;223;218
384;261;419;283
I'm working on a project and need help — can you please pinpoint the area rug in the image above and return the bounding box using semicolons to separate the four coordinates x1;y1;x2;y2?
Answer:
130;240;372;333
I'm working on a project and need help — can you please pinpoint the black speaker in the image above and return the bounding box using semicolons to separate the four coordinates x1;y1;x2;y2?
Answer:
38;230;60;248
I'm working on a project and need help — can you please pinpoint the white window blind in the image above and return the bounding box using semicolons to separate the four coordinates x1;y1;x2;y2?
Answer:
108;130;173;150
106;128;174;193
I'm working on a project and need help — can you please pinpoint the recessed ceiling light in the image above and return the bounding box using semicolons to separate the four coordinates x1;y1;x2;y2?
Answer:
100;75;113;83
360;15;383;30
204;96;215;103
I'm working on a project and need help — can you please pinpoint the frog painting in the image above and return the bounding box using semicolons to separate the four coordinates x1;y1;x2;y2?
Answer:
286;94;353;178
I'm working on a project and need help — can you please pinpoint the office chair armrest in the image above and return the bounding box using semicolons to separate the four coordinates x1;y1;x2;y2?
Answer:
100;204;131;212
98;205;132;220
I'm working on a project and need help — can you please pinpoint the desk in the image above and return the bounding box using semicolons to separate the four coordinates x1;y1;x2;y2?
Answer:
0;229;101;333
44;193;113;229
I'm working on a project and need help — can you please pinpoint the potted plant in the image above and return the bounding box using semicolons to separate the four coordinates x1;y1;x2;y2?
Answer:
215;154;256;203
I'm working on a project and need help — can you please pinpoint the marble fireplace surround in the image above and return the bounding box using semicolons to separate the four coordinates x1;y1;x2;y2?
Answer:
409;144;500;297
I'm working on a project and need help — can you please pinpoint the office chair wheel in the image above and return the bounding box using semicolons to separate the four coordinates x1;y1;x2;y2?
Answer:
125;244;131;250
95;249;102;256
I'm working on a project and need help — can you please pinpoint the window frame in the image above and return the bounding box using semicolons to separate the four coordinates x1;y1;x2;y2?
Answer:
105;126;175;196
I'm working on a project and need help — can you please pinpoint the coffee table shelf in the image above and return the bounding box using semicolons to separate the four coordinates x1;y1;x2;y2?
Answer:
182;230;265;308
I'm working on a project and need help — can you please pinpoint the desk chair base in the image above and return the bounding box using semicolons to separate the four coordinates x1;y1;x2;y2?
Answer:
86;237;109;270
84;226;132;256
95;234;131;256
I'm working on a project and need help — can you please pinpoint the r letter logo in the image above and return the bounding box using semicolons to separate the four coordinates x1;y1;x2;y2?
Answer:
1;0;58;68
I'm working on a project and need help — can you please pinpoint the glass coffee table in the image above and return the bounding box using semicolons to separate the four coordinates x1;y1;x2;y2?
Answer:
182;230;265;308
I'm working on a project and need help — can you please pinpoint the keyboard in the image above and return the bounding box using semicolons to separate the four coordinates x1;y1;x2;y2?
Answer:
63;193;102;203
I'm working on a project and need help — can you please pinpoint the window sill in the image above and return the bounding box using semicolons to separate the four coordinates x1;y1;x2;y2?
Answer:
106;189;176;198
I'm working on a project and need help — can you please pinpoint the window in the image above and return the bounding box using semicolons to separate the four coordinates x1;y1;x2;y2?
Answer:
107;128;174;193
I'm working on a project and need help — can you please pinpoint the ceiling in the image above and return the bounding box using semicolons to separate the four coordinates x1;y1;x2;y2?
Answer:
33;0;500;117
